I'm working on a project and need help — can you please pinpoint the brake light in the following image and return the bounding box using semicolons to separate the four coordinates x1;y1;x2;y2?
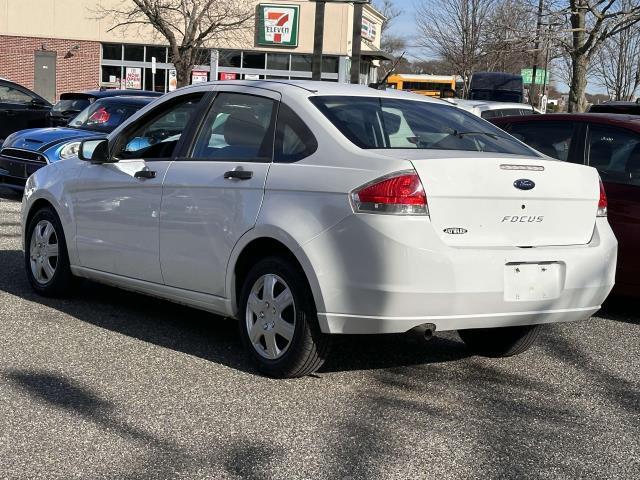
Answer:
88;107;110;124
597;178;607;217
351;171;428;215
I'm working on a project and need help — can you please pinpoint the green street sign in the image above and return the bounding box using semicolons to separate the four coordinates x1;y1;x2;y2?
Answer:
257;4;300;47
521;68;549;85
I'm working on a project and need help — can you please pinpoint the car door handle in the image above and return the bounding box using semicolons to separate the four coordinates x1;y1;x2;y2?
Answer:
224;169;253;180
134;169;156;179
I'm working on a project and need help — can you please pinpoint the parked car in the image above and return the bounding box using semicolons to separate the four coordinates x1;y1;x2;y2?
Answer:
490;113;638;297
587;101;640;115
0;78;51;143
21;81;616;378
445;98;537;119
0;96;156;190
48;89;163;127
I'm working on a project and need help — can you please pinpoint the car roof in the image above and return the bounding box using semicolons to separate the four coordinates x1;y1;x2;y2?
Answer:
445;99;533;111
59;89;163;100
183;79;447;102
490;112;640;130
595;101;638;106
91;96;156;106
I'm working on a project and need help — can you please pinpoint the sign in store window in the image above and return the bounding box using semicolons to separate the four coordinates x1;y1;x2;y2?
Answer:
257;4;300;47
125;67;142;89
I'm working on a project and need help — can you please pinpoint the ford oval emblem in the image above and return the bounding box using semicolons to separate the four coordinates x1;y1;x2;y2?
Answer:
514;179;535;190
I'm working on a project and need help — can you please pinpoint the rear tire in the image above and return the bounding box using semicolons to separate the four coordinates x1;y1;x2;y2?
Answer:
458;324;542;357
24;206;74;296
238;256;331;378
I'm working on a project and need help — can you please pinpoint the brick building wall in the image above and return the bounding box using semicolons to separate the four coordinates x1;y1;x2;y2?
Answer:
0;35;101;101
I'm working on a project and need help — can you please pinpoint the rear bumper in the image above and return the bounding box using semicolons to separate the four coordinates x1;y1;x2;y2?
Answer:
304;215;617;334
319;306;600;334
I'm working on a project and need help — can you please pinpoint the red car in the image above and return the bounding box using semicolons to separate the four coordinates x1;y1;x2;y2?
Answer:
491;113;639;297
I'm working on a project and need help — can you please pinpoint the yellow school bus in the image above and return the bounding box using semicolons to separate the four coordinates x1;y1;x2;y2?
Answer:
385;74;457;97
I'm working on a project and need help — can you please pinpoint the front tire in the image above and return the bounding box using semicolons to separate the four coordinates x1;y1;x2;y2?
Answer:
458;324;542;357
239;257;331;378
24;206;74;296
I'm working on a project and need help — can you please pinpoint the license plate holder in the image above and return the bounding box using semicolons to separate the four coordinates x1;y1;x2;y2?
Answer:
504;262;563;302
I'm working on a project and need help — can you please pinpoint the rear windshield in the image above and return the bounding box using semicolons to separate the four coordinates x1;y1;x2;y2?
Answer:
67;101;143;133
310;96;535;155
52;98;91;114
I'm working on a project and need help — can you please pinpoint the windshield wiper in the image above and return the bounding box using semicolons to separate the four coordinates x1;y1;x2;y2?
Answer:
452;130;499;139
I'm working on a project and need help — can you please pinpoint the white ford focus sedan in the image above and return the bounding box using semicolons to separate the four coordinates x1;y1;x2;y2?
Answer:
21;81;617;377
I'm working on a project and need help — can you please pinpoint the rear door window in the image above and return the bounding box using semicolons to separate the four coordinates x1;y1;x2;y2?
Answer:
508;122;574;161
586;124;640;186
191;92;276;162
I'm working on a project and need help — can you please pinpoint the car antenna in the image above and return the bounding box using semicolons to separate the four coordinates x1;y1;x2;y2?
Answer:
369;52;406;90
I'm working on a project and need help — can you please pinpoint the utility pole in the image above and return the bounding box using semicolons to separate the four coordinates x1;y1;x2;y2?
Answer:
530;0;544;107
312;1;326;81
349;1;364;84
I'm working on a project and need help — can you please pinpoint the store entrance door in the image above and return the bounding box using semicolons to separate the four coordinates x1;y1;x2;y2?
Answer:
34;51;57;103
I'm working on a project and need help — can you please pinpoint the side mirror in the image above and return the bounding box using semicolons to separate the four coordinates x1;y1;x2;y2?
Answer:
30;98;49;108
78;138;110;163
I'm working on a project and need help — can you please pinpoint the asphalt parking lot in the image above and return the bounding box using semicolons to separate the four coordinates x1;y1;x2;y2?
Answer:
0;188;638;480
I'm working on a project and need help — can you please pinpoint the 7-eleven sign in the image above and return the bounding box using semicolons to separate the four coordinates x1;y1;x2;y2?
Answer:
258;4;300;47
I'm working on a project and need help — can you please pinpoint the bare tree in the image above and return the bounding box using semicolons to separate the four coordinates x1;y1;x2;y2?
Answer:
416;0;497;96
552;0;640;111
482;0;538;73
593;18;640;100
373;0;406;77
97;0;254;88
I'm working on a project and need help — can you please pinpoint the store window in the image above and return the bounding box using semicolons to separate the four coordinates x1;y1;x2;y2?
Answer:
145;68;167;92
219;50;242;68
267;53;290;71
322;56;339;74
102;43;122;61
243;52;266;69
291;54;312;72
101;65;122;85
193;48;210;65
146;46;167;63
124;45;145;62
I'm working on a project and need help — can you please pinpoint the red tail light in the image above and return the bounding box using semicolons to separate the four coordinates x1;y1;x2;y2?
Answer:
88;107;110;125
597;178;607;217
351;171;428;215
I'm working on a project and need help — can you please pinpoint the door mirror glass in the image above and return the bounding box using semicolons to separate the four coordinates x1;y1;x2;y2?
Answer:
79;138;110;163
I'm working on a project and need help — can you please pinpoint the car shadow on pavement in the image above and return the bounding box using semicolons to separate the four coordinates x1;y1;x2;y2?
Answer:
598;295;639;325
0;249;470;376
3;368;246;478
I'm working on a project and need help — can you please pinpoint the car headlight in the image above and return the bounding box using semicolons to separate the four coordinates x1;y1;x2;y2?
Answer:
1;132;17;148
59;141;81;159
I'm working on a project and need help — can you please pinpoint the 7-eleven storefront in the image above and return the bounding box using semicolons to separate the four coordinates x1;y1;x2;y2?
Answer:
0;0;388;101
